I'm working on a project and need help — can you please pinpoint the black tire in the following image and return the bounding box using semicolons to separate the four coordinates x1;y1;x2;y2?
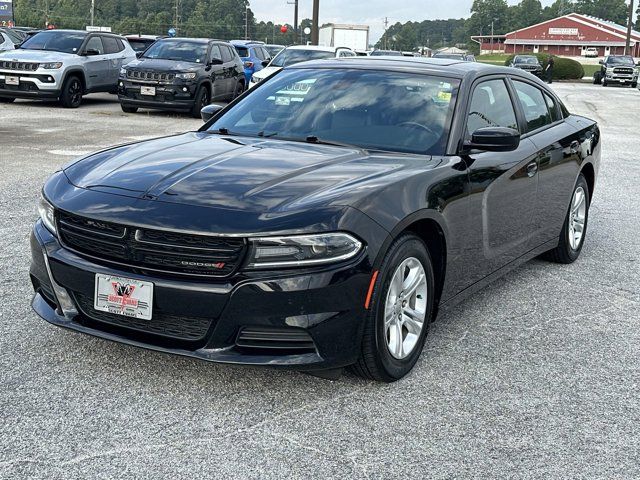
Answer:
544;174;590;264
350;234;435;382
632;82;638;88
602;80;608;87
232;81;244;100
191;85;210;118
0;97;15;103
59;75;83;108
593;72;602;85
121;104;138;114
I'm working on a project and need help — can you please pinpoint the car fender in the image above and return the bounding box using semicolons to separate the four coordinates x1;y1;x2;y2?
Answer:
61;68;87;92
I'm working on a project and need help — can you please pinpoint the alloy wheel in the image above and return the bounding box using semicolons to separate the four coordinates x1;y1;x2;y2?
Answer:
69;80;82;106
568;186;587;250
384;257;428;359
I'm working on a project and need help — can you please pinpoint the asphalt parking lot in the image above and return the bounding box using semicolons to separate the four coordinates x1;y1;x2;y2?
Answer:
1;84;639;479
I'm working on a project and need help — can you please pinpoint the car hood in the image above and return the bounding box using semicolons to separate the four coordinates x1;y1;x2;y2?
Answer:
63;132;434;214
0;49;76;62
125;58;202;72
253;65;281;79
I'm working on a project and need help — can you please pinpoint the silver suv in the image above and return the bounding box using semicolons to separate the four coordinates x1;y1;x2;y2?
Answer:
0;29;136;107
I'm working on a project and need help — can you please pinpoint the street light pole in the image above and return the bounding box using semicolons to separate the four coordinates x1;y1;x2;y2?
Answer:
245;6;249;40
625;0;635;55
490;20;494;53
311;0;319;45
91;0;95;26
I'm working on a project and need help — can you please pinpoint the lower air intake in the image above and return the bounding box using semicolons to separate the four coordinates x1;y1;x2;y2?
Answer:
236;327;316;353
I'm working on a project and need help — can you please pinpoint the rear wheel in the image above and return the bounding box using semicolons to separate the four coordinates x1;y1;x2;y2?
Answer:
120;104;138;114
59;75;83;108
544;174;590;264
191;85;210;118
351;234;435;382
0;97;15;103
232;81;244;100
632;82;638;88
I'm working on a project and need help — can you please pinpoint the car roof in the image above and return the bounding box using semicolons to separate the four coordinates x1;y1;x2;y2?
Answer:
283;45;350;52
157;37;224;44
288;56;540;81
230;40;264;46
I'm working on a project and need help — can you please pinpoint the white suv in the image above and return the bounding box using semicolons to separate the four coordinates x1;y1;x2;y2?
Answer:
249;45;355;88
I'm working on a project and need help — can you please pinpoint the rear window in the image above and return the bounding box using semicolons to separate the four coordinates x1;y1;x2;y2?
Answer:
234;46;249;58
270;49;335;67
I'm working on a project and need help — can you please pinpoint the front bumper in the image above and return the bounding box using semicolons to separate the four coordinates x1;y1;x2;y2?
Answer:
30;221;374;371
118;78;198;111
604;74;637;84
0;69;62;99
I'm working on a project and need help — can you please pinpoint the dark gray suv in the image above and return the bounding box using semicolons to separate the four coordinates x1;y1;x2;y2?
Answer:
0;29;136;107
118;38;245;117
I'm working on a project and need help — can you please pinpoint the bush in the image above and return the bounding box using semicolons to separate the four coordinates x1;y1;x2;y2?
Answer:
504;53;585;80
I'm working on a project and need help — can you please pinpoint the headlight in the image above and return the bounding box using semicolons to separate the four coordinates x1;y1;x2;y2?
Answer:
38;195;56;235
247;233;362;268
176;72;197;80
42;62;62;69
120;67;127;76
606;68;614;74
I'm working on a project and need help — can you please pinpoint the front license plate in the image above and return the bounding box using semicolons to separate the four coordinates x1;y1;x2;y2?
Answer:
140;86;156;96
6;76;19;86
94;274;153;320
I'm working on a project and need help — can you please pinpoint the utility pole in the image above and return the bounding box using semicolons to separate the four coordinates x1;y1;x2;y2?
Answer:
173;0;180;33
490;20;494;53
311;0;319;45
383;17;389;50
625;0;635;55
245;6;249;40
90;0;95;26
286;0;299;43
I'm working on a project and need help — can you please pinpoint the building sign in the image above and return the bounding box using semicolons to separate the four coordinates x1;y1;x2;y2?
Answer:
549;27;579;36
0;0;14;27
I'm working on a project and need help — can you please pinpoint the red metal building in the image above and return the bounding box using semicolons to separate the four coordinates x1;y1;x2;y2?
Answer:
472;13;640;57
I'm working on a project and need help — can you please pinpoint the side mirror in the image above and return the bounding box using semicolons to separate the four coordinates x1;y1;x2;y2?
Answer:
200;102;226;122
83;48;101;56
208;58;223;66
136;52;143;59
261;60;270;68
463;127;520;153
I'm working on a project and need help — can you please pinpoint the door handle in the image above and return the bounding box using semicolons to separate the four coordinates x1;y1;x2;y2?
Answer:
526;161;538;177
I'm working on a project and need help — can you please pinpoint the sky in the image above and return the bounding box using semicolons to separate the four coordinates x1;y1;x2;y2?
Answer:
250;0;557;42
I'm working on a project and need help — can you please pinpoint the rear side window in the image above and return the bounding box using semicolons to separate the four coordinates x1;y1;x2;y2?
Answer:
467;79;518;135
102;36;120;54
544;93;561;123
513;80;552;132
116;38;125;51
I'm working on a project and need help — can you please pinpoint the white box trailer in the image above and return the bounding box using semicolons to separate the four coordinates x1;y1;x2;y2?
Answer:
319;24;370;52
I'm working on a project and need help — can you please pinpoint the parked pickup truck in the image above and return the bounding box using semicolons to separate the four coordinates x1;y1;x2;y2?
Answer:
594;55;639;87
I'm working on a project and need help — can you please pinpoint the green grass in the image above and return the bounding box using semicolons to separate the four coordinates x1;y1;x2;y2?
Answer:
477;53;599;78
582;64;599;78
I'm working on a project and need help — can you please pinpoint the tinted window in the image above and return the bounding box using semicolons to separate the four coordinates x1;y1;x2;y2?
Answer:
220;45;232;62
85;36;104;55
116;38;125;51
102;36;120;54
544;93;561;123
467;79;518;135
234;46;249;58
513;81;552;132
20;31;86;54
128;39;153;53
254;47;265;61
143;40;207;63
270;49;336;67
209;45;221;61
209;68;459;155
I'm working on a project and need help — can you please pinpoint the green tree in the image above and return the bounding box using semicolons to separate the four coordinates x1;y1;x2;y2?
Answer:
575;0;629;24
466;0;510;37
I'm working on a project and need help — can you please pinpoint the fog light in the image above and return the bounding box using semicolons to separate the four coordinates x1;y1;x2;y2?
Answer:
183;87;188;92
48;76;53;82
42;251;78;318
119;82;124;87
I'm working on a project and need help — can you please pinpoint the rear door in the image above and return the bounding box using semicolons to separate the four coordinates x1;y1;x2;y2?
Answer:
101;35;125;86
207;44;226;100
463;77;540;283
219;44;236;94
82;35;110;90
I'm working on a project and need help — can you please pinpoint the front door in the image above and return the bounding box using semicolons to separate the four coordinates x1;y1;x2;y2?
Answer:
82;36;110;90
463;77;539;284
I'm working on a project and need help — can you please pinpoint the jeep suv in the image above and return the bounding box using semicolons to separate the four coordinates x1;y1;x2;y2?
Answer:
118;38;245;117
0;29;136;107
509;55;543;77
594;55;639;87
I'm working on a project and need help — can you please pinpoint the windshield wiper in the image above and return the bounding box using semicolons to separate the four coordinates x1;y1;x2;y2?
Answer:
304;136;364;150
207;127;238;136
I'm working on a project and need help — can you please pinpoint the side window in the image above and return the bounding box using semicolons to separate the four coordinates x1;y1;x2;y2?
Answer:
209;45;222;62
544;93;561;123
220;45;232;63
85;36;104;55
254;47;264;61
261;47;271;60
115;38;125;52
102;36;119;54
467;79;518;135
513;80;552;132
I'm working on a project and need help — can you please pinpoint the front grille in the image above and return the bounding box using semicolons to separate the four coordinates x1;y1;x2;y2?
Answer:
613;67;634;75
74;292;212;341
236;327;317;353
0;61;39;71
57;211;247;277
127;70;176;82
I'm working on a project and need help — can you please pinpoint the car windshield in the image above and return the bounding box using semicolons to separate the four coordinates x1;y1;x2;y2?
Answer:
142;40;207;63
608;56;634;66
270;49;335;67
19;31;86;54
515;56;538;64
207;68;459;155
370;50;402;56
433;54;465;60
234;46;249;57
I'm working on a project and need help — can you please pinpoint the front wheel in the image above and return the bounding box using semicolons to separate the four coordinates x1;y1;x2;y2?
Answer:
544;174;590;264
120;104;138;114
0;97;15;103
632;82;638;88
191;85;210;118
351;234;435;382
59;75;83;108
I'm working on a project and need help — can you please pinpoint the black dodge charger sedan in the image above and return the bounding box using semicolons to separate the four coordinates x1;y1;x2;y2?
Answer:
31;57;600;382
